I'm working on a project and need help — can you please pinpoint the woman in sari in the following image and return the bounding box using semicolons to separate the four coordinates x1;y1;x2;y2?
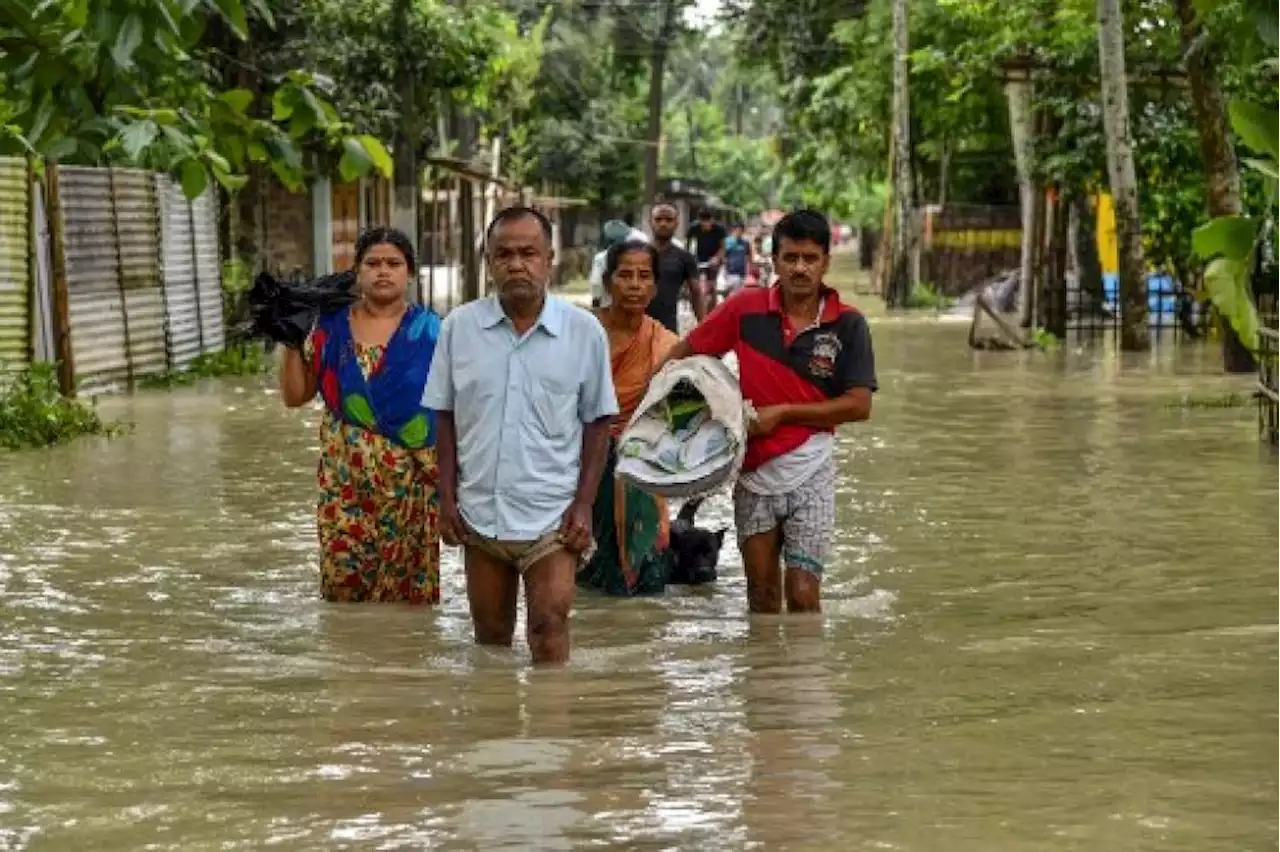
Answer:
578;240;680;596
279;227;442;603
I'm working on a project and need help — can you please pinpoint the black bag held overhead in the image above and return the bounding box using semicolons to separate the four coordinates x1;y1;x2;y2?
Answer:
246;270;358;349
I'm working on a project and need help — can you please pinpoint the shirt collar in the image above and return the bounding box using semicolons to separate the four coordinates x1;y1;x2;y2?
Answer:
766;283;842;324
478;293;563;336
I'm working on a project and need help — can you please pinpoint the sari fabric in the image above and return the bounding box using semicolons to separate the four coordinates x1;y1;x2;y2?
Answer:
578;313;679;596
304;305;442;603
312;304;440;449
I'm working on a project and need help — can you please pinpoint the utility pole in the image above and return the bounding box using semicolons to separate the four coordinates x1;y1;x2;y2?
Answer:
391;0;419;296
887;0;916;307
643;0;677;205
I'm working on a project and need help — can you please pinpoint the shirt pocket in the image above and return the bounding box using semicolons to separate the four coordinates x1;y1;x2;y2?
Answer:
529;375;578;439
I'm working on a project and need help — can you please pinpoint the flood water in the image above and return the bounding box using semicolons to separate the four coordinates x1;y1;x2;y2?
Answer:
1;316;1275;851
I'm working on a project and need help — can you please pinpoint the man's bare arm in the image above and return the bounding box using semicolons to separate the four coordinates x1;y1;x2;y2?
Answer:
436;411;458;502
654;338;695;375
771;389;873;428
573;417;613;509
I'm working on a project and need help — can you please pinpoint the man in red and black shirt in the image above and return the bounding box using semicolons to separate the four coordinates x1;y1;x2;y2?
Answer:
659;210;876;614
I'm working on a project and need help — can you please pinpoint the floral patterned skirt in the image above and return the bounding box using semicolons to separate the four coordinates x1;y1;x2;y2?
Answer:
316;413;440;603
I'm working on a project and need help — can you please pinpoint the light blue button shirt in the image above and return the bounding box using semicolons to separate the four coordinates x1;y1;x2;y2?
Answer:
422;294;618;540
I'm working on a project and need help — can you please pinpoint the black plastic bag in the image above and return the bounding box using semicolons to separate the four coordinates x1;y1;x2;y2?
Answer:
246;270;358;349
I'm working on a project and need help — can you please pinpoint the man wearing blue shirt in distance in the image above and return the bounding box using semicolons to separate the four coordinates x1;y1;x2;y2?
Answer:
423;207;618;665
722;222;754;296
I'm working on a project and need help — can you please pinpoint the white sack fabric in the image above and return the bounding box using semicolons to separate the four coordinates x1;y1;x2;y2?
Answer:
616;356;751;498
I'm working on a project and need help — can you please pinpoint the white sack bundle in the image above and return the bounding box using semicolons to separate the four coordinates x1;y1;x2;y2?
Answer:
616;355;752;499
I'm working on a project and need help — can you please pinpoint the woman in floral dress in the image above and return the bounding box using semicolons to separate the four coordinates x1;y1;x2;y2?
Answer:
279;227;442;603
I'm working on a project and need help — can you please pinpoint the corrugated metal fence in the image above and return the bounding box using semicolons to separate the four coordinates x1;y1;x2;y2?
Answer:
0;157;223;395
156;176;225;371
0;158;29;373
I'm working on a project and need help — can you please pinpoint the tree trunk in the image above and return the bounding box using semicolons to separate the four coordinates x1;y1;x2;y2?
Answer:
887;0;915;308
735;83;745;136
230;30;265;270
235;165;267;271
391;0;419;274
686;102;698;174
643;0;676;205
1174;0;1255;371
1027;175;1047;328
1174;0;1241;218
1005;78;1036;326
1043;188;1069;337
1097;0;1150;350
451;104;479;303
937;139;951;207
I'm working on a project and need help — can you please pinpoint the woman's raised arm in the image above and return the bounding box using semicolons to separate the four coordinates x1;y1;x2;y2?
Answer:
279;346;317;407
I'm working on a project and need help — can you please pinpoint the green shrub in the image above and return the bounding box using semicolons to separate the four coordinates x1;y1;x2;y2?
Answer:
903;281;954;310
0;364;128;450
1032;328;1062;350
139;342;272;389
1165;391;1252;410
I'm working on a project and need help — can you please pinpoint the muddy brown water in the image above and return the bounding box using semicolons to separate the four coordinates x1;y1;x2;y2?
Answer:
1;316;1275;851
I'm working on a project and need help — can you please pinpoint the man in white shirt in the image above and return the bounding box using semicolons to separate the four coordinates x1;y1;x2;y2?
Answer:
424;207;618;664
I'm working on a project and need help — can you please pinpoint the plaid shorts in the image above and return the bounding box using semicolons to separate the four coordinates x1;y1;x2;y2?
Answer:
733;458;836;577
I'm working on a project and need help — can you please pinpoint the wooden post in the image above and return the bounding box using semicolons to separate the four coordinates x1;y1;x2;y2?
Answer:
875;144;895;298
446;174;458;312
43;162;76;396
1026;182;1047;328
426;166;437;312
106;168;136;386
1045;188;1070;338
187;197;206;353
153;177;173;373
480;136;502;292
24;156;37;367
459;175;478;304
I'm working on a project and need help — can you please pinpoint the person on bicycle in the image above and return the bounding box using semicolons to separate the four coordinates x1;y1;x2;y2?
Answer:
685;208;727;309
722;222;753;296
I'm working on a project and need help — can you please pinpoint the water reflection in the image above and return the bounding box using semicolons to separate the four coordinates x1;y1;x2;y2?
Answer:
0;319;1275;851
739;620;844;852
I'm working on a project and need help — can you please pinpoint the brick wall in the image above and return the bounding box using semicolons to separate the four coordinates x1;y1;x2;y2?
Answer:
263;181;313;276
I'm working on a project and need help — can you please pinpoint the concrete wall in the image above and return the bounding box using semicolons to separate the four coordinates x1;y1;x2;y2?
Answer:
262;180;314;277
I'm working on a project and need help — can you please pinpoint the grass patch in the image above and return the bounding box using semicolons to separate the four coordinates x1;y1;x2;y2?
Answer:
0;364;128;450
903;281;955;310
1032;328;1062;350
1164;391;1253;410
139;342;272;389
